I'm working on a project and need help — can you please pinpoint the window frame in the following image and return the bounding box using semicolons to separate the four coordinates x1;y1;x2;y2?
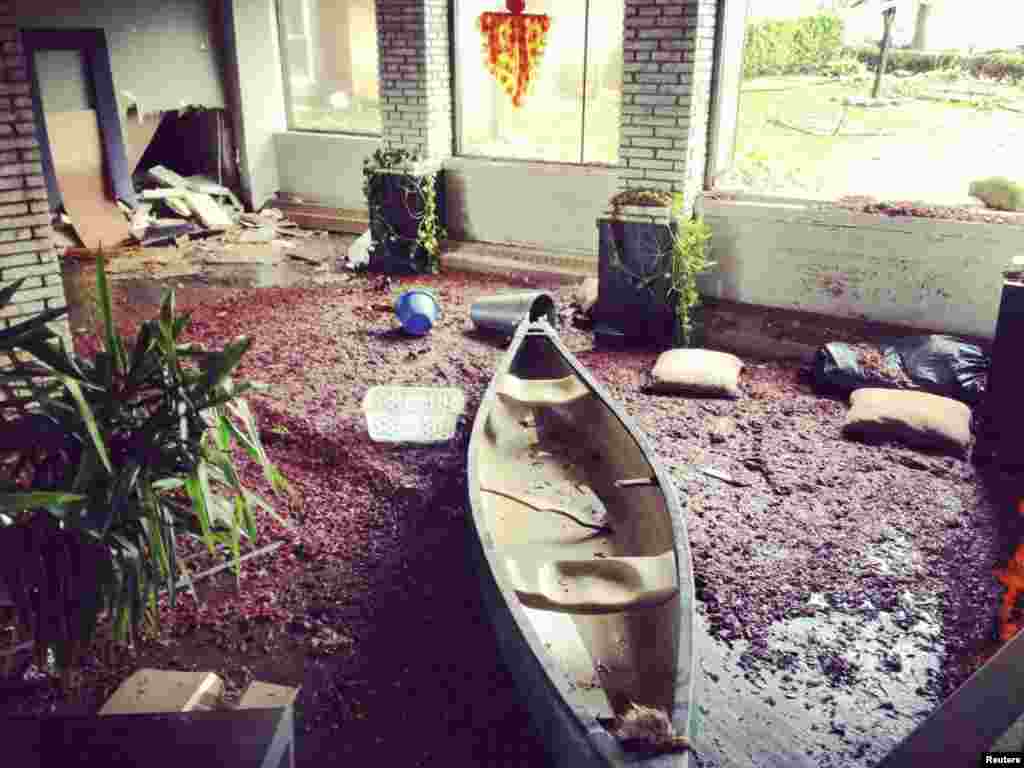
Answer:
452;0;620;168
275;0;384;137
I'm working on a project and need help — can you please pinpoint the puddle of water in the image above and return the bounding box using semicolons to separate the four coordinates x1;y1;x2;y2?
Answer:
696;602;943;768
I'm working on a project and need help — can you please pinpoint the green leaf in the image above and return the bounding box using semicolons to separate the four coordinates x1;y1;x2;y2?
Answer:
151;478;186;491
127;321;156;384
61;377;113;474
236;493;256;541
95;252;127;376
172;311;192;340
0;492;86;511
185;469;215;556
195;337;251;399
227;503;241;581
0;277;27;309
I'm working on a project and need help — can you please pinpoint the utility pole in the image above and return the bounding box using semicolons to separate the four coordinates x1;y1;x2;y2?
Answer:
871;4;898;99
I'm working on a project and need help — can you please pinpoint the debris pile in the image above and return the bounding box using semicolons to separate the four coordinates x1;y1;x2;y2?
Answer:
56;162;335;280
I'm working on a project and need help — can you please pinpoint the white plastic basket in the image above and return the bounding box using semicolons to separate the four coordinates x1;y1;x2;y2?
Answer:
361;386;466;444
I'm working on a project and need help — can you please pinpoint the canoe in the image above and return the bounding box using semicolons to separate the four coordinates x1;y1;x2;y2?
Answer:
467;319;698;767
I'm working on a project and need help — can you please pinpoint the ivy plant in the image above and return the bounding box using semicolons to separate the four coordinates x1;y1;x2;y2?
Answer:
361;147;446;274
607;191;714;347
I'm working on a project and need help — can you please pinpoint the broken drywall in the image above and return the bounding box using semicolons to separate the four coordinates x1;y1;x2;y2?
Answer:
15;0;225;116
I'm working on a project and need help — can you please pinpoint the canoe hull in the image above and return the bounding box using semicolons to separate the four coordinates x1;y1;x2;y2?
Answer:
467;320;698;767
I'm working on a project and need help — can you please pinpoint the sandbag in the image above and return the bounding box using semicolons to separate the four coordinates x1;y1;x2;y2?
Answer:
647;349;744;399
843;388;972;455
813;335;988;405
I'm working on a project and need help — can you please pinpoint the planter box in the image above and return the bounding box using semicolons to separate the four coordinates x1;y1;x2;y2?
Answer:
366;164;446;274
595;213;677;347
697;194;1024;340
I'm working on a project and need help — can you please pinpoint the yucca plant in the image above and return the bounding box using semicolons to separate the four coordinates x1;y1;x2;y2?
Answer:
0;253;290;680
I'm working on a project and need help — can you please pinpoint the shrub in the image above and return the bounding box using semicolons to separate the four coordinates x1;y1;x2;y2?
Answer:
0;256;289;675
743;13;845;79
820;54;869;80
844;46;1024;82
966;52;1024;83
844;46;964;75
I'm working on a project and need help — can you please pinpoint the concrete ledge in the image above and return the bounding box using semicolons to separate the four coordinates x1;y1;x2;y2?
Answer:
443;240;595;285
700;297;989;363
697;195;1024;340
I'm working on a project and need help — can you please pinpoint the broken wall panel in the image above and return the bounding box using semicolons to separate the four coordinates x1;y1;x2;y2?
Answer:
14;0;225;116
46;109;132;250
135;108;240;193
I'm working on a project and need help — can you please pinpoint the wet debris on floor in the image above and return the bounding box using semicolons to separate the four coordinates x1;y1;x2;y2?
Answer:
3;268;1019;767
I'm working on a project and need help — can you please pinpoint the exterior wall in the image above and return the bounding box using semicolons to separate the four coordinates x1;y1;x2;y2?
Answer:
14;0;224;117
271;0;723;253
618;0;717;210
275;132;380;210
444;158;618;255
376;0;452;160
697;196;1022;340
0;13;65;337
224;0;287;210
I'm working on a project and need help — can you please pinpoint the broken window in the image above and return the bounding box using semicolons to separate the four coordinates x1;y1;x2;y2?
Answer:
455;0;623;164
710;1;1024;209
276;0;382;134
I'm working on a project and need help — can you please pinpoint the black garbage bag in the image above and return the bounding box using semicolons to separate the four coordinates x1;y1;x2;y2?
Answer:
812;335;989;405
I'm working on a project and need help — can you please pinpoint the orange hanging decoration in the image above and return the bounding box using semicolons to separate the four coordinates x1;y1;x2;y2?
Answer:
477;0;551;108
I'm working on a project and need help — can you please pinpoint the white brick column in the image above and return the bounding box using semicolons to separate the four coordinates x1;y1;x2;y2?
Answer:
376;0;453;160
0;11;67;336
619;0;718;210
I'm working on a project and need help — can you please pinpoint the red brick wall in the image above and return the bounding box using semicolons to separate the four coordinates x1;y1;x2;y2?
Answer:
619;0;718;207
0;10;66;332
376;0;452;160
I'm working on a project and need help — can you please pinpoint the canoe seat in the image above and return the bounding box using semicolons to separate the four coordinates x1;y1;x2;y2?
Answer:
497;374;590;407
503;551;678;615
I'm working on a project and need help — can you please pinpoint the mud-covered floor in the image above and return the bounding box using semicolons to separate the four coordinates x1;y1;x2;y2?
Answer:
2;234;1019;767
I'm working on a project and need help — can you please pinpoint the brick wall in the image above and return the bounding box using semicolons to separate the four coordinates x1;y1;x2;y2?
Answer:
0;14;66;338
376;0;453;161
619;0;718;210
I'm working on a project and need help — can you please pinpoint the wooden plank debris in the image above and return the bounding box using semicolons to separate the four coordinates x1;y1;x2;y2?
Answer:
147;164;190;189
99;669;226;715
184;191;235;230
237;681;300;710
165;197;193;218
46;109;133;250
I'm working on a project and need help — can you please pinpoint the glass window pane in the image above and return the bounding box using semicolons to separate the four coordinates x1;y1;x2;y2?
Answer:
280;0;383;134
583;0;623;165
457;0;586;163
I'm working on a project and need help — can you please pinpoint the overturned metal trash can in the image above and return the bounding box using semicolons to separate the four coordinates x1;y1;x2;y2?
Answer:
470;291;557;336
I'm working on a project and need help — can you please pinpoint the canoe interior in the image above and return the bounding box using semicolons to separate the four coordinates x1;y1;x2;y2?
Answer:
476;331;681;723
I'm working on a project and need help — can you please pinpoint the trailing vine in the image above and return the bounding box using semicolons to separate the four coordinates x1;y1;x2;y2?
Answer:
362;147;447;274
606;191;714;347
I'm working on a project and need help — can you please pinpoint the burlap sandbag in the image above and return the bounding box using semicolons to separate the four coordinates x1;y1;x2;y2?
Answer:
843;388;972;454
647;349;744;399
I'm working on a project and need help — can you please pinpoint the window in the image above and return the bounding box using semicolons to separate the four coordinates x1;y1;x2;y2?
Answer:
717;0;1024;205
277;0;382;134
455;0;624;164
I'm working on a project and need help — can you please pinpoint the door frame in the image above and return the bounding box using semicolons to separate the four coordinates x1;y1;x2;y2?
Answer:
22;28;136;211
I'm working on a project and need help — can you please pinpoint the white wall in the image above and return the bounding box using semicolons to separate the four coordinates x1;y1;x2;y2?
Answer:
443;158;620;255
224;0;287;210
275;132;380;210
15;0;224;116
697;196;1024;339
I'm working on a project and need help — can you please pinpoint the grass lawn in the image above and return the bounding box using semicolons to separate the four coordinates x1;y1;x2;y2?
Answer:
722;75;1024;205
